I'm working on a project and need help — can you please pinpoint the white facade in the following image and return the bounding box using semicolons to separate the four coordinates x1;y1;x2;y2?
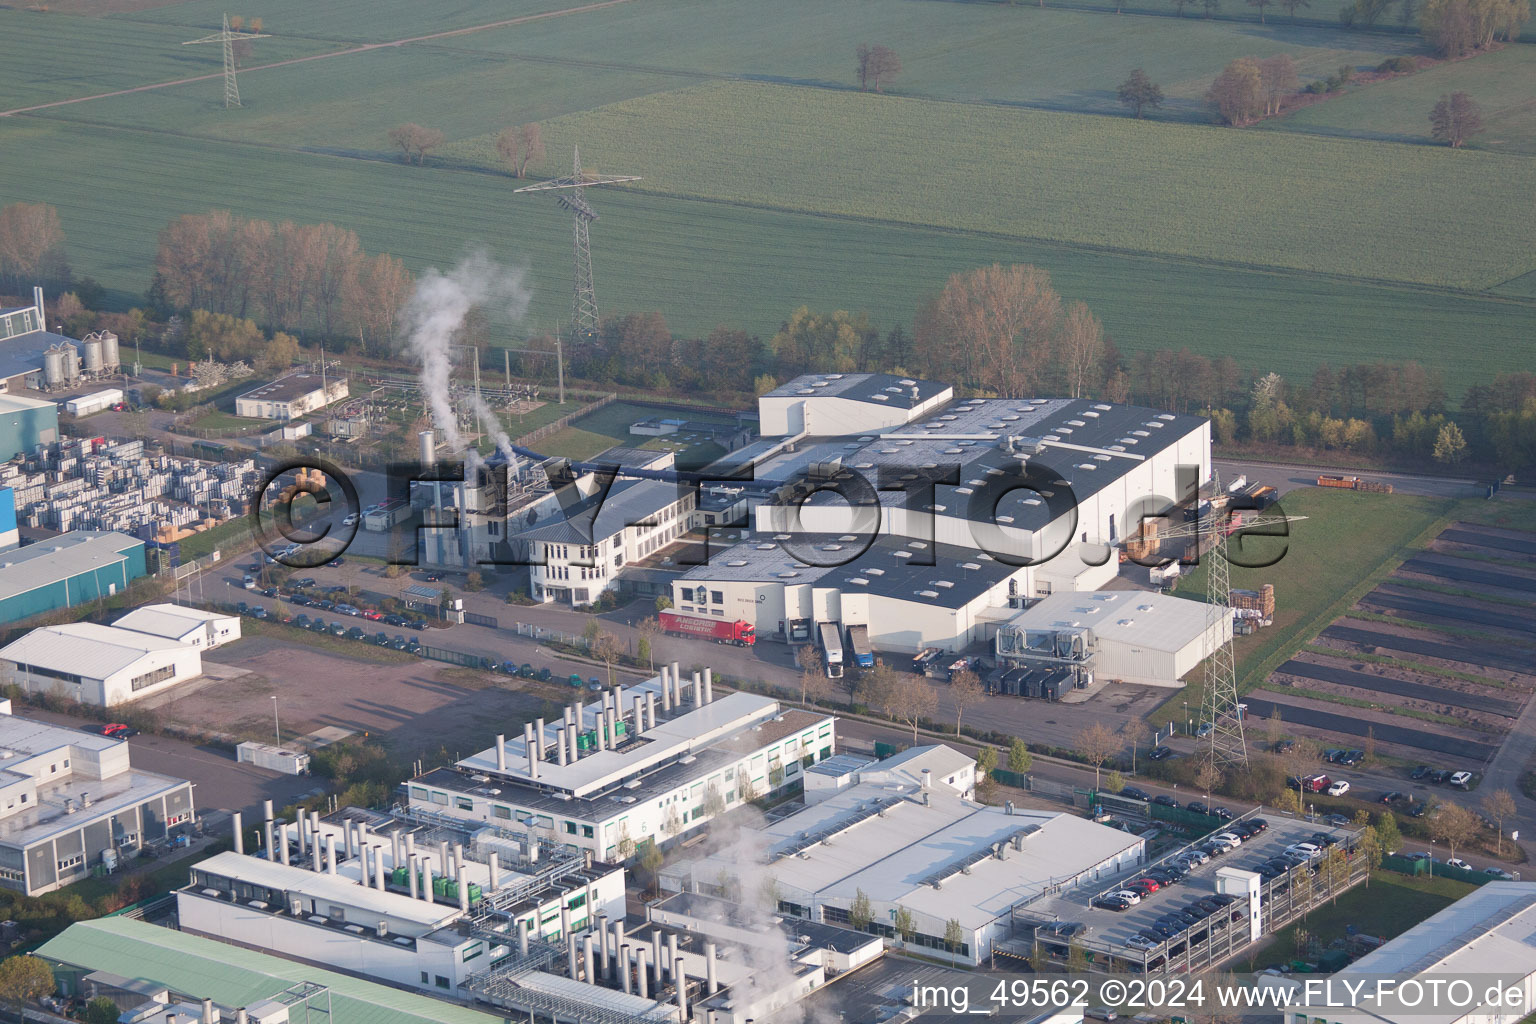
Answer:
235;374;348;420
0;623;202;706
758;373;952;436
529;481;695;608
407;672;836;861
179;843;628;997
997;591;1230;688
113;603;241;650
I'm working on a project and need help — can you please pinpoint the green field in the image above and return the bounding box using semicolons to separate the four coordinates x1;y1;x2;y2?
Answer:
6;0;1536;396
1151;487;1454;725
1264;870;1474;961
1269;46;1536;157
5;116;1536;397
446;81;1536;289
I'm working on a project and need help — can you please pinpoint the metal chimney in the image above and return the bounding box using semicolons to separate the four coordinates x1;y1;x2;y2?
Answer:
375;847;387;890
691;670;702;706
705;940;718;994
325;834;337;875
407;855;419;899
488;851;500;890
418;430;436;468
497;733;507;772
619;943;632;994
661;668;672;713
534;717;546;759
675;957;688;1019
703;668;713;704
583;934;595;982
556;726;569;766
635;948;649;999
232;811;243;855
670;662;682;705
517;918;529;957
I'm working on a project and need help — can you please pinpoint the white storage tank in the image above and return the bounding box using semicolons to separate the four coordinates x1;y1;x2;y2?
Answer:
82;336;104;374
100;331;120;371
61;342;80;381
43;348;67;387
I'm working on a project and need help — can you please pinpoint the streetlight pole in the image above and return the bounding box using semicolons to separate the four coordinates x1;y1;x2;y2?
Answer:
271;695;280;747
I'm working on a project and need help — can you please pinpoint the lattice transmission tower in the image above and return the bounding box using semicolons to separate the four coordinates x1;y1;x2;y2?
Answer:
1130;470;1306;769
515;146;640;337
183;13;268;108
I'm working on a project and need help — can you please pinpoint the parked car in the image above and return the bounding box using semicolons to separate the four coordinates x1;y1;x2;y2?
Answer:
1380;791;1406;805
1485;867;1519;881
1093;894;1134;911
1147;867;1183;886
1196;721;1215;738
1273;739;1295;754
1210;806;1233;820
1178;849;1210;866
1410;765;1432;780
363;610;384;621
1120;786;1151;801
1337;750;1364;766
1186;801;1209;815
1210;832;1243;850
1446;857;1471;870
1449;771;1474;788
1326;780;1351;797
1323;813;1352;828
328;558;346;567
1198;840;1229;857
99;723;130;737
1109;889;1143;905
1286;842;1322;860
251;607;269;620
1430;769;1454;784
1302;774;1331;793
1147;746;1174;761
1406;801;1428;817
1247;817;1269;833
345;626;365;639
1152;794;1178;808
1125;934;1161;951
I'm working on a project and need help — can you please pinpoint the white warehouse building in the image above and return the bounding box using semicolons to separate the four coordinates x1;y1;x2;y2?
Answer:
995;591;1230;688
676;377;1211;652
113;602;241;650
0;622;202;706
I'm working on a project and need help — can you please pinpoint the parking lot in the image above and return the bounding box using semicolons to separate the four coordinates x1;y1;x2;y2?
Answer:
1025;811;1360;969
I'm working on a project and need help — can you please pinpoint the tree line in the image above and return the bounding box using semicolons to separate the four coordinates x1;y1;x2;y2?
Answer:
0;202;69;294
152;210;412;354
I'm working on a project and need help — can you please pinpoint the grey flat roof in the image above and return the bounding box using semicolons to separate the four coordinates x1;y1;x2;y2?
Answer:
0;766;189;849
510;477;688;546
764;372;946;410
0;329;76;382
0;532;143;602
681;533;1020;609
237;373;334;404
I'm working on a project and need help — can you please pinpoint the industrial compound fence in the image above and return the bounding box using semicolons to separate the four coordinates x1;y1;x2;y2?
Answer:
514;622;592;650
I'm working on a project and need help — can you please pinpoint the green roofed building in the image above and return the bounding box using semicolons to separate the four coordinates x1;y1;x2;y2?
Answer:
38;917;513;1024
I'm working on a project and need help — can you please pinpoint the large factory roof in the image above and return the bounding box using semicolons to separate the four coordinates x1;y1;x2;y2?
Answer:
762;372;949;410
1002;591;1216;653
237;372;337;403
0;622;188;680
0;531;142;601
113;602;231;639
38;917;513;1024
0;393;58;414
680;533;1020;610
1344;881;1536;978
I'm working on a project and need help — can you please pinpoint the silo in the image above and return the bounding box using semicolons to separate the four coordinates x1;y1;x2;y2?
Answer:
99;332;120;371
61;343;80;381
82;336;104;374
43;348;66;388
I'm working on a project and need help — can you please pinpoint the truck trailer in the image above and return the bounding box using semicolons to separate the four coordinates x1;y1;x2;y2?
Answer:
819;621;844;679
659;611;755;646
845;624;874;668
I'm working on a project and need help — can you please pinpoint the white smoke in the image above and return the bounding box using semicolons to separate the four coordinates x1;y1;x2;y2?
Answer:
703;808;838;1024
399;250;531;469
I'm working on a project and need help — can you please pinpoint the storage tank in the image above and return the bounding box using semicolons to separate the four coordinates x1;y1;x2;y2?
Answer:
61;343;80;381
99;332;120;371
43;348;66;387
82;336;103;374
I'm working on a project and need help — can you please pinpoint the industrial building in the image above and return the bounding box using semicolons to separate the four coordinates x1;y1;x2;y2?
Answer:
0;393;60;460
666;744;1146;966
0;709;195;895
39;916;521;1024
114;602;242;649
235;372;349;421
0;622;203;706
406;664;836;861
994;590;1230;689
0;530;146;624
0;289;120;394
675;377;1209;653
1278;882;1536;1024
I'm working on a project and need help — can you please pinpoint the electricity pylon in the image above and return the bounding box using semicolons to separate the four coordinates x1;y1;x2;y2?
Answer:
515;146;640;337
1130;473;1307;769
183;14;269;108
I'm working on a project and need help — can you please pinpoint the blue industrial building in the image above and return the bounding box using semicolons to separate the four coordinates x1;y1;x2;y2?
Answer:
0;393;59;462
0;531;147;624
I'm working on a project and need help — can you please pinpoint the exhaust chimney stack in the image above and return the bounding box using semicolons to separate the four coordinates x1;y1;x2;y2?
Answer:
704;667;713;704
232;811;243;855
418;430;436;468
497;733;507;771
325;834;337;875
534;717;545;759
691;670;702;706
705;940;718;994
517;918;529;957
488;851;500;890
675;958;688;1019
660;667;672;713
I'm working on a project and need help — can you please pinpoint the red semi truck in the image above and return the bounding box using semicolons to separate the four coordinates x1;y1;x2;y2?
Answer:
659;611;755;647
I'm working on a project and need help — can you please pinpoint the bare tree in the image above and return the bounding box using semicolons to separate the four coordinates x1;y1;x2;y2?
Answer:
1121;718;1148;774
1075;721;1120;789
1428;803;1482;865
796;644;831;706
915;263;1063;396
1195;760;1222;804
1207;58;1265;125
1056;301;1106;398
346;252;412;354
949;668;985;735
636;617;660;670
592;632;622;686
864;46;902;92
1116;69;1164;118
855;43;872;91
1481;789;1517;856
0;201;67;291
1280;0;1311;17
1258;55;1299;115
1430;92;1482;148
388;123;445;165
889;675;938;743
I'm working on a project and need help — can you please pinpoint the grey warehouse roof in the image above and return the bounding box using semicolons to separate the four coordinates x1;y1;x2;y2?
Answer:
237;373;335;403
0;328;76;382
510;477;689;546
763;372;947;409
0;531;143;603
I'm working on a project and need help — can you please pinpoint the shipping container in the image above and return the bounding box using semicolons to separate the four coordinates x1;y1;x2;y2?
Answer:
236;741;311;775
